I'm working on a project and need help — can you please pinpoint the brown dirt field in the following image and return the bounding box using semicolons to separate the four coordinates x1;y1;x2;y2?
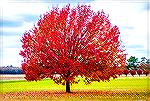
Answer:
0;75;149;101
0;74;148;81
0;74;25;81
1;90;150;101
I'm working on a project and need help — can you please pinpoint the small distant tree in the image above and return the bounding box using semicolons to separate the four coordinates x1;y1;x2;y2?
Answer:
123;69;129;76
116;69;124;76
129;70;136;76
143;70;149;76
141;57;147;63
139;57;150;76
126;56;138;70
137;69;142;76
146;59;150;64
20;4;126;93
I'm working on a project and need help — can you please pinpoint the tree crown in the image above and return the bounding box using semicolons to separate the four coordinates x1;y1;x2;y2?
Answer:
20;4;126;85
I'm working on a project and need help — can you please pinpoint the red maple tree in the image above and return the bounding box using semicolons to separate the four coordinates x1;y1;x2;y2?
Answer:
129;70;136;76
20;5;126;93
137;69;142;76
123;69;129;76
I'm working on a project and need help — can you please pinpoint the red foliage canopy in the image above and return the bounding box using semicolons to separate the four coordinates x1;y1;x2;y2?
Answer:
20;5;126;85
123;69;129;76
129;70;136;76
137;69;142;76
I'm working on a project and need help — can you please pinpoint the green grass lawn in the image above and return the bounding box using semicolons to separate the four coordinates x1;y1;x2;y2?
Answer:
0;76;149;101
0;76;149;93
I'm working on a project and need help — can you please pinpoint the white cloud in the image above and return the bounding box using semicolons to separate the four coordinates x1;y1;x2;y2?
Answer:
1;36;22;66
1;0;50;18
2;21;35;33
2;36;21;48
91;0;149;59
120;10;149;58
1;48;22;67
0;0;149;67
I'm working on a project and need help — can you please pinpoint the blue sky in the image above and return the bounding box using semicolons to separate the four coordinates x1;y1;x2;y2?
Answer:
0;0;149;67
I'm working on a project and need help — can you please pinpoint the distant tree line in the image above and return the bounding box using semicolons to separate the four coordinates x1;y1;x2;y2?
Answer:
0;65;23;74
0;56;149;75
122;56;150;76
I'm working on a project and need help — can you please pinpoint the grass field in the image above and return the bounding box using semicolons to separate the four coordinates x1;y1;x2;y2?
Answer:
0;76;150;101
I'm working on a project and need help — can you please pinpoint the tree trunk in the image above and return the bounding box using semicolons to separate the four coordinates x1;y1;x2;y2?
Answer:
66;81;71;93
66;70;71;93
